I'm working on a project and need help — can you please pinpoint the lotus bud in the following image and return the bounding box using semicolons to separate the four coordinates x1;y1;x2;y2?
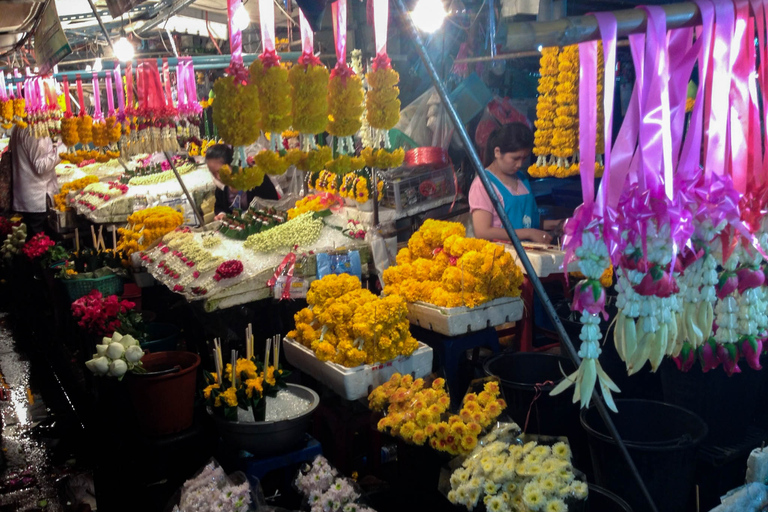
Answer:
741;337;763;371
106;342;125;360
125;345;144;363
95;344;109;357
673;342;696;372
698;338;720;373
86;356;110;375
120;335;138;348
716;343;742;376
102;337;113;345
108;359;128;378
716;273;739;299
111;332;123;343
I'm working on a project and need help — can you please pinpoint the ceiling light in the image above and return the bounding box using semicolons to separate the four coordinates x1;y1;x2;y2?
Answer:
114;36;135;63
411;0;446;33
233;1;250;31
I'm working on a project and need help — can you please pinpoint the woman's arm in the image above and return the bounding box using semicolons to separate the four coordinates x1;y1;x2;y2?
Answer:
542;219;565;231
472;210;552;244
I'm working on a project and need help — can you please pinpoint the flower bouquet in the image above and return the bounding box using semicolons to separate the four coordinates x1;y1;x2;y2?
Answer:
295;455;376;512
445;422;589;511
71;290;144;339
203;334;290;422
1;224;26;261
22;233;69;268
338;168;385;206
287;193;340;221
369;374;506;456
171;459;256;512
84;331;145;380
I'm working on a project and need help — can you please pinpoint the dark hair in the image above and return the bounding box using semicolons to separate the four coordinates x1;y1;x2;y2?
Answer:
483;122;534;167
205;144;234;164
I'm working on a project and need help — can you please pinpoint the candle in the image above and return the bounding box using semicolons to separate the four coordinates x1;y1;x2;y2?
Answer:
273;335;279;368
231;349;237;390
112;225;117;250
74;228;80;254
215;338;223;378
264;338;271;371
90;225;98;248
213;348;221;385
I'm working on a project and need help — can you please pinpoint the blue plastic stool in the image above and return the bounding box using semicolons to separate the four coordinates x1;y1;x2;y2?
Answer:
411;326;501;404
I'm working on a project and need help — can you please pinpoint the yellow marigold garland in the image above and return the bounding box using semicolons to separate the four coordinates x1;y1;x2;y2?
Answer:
327;74;364;153
249;60;292;145
106;116;122;144
92;120;109;148
77;115;93;144
212;76;260;147
60;117;79;147
285;146;333;173
288;62;329;137
54;175;98;211
253;150;291;176
287;274;419;367
326;154;365;176
0;100;13;130
361;147;405;169
13;98;27;129
365;67;400;149
220;164;265;191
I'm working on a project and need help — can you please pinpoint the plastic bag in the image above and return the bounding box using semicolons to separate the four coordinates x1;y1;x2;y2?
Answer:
250;166;307;211
396;88;455;150
316;250;362;280
166;458;263;512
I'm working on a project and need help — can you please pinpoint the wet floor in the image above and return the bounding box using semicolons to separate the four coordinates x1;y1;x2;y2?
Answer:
0;313;92;511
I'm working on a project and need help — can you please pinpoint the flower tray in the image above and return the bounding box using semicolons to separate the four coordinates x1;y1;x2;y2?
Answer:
405;296;524;336
282;337;433;401
61;273;124;303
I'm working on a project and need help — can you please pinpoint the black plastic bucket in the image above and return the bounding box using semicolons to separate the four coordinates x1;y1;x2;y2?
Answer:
587;484;633;512
660;358;761;446
581;399;707;512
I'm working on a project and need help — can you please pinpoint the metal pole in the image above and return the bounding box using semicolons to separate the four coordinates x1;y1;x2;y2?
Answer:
454;40;630;64
393;2;659;512
505;1;701;51
163;151;205;227
86;0;117;54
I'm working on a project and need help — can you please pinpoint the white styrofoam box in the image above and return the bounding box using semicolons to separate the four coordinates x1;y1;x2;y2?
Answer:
504;243;579;278
501;0;540;17
282;337;433;401
406;296;524;336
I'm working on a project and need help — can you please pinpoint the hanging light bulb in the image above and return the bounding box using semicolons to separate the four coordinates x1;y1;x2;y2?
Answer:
93;58;103;72
114;35;135;62
411;0;447;33
233;1;250;31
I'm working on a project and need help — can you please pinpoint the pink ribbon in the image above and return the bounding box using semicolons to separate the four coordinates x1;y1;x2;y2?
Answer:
729;0;751;193
259;0;275;54
373;0;388;57
267;252;297;300
105;72;115;117
704;0;734;178
298;9;322;66
185;60;201;114
226;0;248;82
92;73;102;121
114;66;126;121
176;61;186;112
14;69;22;99
332;0;348;66
0;73;7;102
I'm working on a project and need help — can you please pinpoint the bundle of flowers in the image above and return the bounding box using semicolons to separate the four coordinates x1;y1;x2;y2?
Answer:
202;353;289;422
21;233;55;261
58;149;101;165
338;168;385;204
288;53;329;150
144;229;225;296
212;76;261;148
360;147;405;170
12;98;26;129
250;57;292;151
76;181;129;211
218;207;286;239
383;220;524;308
287;273;419;367
219;164;266;192
1;224;26;260
54;175;99;211
173;460;253;512
117;206;185;256
0;98;13;131
243;211;323;253
295;455;376;512
71;290;140;337
288;193;340;220
84;331;145;380
446;424;588;511
60;115;79;147
126;161;195;186
186;138;221;158
284;146;333;174
369;374;506;456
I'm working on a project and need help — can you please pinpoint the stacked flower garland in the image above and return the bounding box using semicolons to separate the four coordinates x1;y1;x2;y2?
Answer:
287;193;340;220
287;273;419;367
529;45;605;178
54;175;99;211
243;211;323;253
117;206;184;256
76;181;129;211
369;375;506;456
383;220;524;308
446;425;588;511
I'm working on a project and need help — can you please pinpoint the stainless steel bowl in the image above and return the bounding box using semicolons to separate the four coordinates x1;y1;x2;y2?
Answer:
212;383;320;457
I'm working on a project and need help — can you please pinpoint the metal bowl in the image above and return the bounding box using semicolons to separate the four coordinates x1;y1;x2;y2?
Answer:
211;383;319;457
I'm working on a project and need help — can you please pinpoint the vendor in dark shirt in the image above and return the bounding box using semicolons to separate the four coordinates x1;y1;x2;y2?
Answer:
205;144;279;219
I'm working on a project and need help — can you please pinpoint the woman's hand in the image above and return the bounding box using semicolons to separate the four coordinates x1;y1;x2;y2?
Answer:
524;229;553;244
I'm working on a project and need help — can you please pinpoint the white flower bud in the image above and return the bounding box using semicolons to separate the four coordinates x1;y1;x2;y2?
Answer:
125;345;144;363
86;356;110;375
108;359;128;378
106;342;125;360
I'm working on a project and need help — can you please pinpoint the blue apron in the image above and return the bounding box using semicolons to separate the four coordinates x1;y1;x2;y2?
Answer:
484;170;540;230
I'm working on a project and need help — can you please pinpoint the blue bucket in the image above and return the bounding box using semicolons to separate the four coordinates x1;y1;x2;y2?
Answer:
141;323;180;352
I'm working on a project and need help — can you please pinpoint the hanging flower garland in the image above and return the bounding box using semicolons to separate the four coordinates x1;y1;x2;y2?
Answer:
327;0;364;154
365;0;400;150
288;9;329;151
0;74;12;131
60;77;79;147
212;76;260;148
220;164;266;191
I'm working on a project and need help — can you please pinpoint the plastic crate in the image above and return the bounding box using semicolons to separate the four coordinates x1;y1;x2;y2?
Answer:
406;296;524;336
61;273;124;302
282;338;433;401
380;164;456;213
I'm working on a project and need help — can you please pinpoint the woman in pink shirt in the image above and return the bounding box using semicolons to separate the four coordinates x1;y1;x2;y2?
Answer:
469;123;563;243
